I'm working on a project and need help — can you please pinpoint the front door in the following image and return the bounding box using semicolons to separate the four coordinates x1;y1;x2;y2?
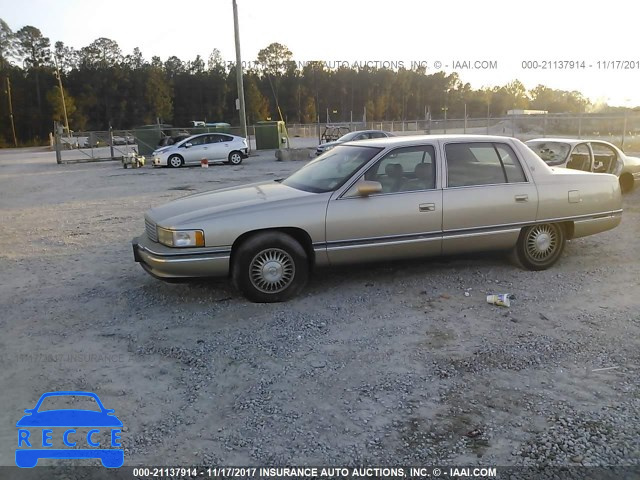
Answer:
325;145;443;265
182;135;210;164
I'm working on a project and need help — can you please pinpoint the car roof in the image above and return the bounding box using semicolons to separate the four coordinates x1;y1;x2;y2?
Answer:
184;132;235;141
526;138;616;146
346;134;521;148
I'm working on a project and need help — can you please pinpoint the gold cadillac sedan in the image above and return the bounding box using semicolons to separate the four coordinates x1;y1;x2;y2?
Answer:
133;135;622;302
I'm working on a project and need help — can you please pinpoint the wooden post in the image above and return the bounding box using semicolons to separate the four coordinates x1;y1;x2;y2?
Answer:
6;77;18;147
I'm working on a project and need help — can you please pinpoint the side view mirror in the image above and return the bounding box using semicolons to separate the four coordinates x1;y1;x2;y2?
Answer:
357;180;383;196
184;142;192;148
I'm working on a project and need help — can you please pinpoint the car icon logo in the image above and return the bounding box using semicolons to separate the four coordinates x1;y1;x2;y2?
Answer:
16;391;124;468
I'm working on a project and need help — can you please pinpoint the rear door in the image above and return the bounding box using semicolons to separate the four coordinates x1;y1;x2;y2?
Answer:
206;134;230;161
442;141;538;255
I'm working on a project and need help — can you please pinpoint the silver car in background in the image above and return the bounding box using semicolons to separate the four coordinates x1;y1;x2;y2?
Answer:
134;135;622;303
526;138;640;192
316;130;394;155
152;133;249;167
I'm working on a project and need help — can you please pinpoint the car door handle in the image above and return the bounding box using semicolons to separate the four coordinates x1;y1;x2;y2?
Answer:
515;194;528;202
419;203;436;212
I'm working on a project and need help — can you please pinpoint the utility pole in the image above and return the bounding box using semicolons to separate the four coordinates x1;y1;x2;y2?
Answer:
5;77;18;147
53;56;70;137
464;103;467;134
232;0;248;140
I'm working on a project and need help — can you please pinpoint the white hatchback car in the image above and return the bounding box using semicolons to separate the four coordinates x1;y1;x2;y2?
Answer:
153;133;249;167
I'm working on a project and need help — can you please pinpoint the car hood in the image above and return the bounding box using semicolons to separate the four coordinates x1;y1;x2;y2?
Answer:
147;181;316;227
16;410;123;427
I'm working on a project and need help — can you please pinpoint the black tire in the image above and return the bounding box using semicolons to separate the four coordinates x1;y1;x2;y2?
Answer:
168;154;183;168
619;173;634;193
514;223;566;271
232;232;308;302
228;151;243;165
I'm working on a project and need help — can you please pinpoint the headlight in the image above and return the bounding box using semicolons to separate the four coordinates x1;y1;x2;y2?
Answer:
157;228;205;247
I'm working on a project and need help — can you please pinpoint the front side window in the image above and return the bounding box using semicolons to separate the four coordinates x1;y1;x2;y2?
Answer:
282;145;381;193
352;133;369;140
446;142;526;187
370;131;387;139
185;135;207;146
363;145;436;193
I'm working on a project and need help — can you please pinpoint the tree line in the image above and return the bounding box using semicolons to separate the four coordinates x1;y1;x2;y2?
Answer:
0;18;626;146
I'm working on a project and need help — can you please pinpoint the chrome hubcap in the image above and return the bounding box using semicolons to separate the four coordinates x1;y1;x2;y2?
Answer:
170;157;180;167
250;248;295;293
526;225;557;261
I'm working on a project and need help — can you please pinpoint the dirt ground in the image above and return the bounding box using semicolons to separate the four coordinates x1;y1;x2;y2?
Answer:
0;146;639;472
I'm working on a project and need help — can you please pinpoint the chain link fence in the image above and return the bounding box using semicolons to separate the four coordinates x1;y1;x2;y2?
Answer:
52;113;640;164
287;113;640;151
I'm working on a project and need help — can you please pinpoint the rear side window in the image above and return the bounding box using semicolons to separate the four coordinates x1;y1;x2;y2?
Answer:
446;142;527;187
495;144;527;182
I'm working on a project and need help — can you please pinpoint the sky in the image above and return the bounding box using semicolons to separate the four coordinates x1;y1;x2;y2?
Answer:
2;0;639;106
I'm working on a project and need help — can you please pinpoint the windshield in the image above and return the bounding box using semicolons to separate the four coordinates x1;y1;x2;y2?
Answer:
282;145;382;193
37;395;102;412
526;141;571;166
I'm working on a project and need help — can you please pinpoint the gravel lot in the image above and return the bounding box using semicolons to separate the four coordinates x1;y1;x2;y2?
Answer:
0;145;639;472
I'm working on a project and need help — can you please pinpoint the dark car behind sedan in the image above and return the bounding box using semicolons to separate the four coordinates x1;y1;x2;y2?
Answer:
316;130;394;155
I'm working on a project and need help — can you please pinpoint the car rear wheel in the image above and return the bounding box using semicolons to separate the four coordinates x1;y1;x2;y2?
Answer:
232;232;308;302
514;223;566;270
168;154;183;168
228;151;243;165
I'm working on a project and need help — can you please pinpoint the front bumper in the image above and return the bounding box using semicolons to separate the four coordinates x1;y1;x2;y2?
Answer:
132;234;231;281
153;156;165;166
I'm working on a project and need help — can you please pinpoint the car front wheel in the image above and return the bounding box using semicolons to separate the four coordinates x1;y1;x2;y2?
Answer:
228;151;243;165
232;232;308;302
168;155;183;168
514;223;566;270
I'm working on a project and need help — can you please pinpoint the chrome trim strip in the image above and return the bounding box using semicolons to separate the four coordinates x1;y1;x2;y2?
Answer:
316;209;622;250
540;209;622;223
152;255;231;264
444;228;521;240
137;243;232;257
326;235;441;251
443;209;622;236
326;230;441;246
